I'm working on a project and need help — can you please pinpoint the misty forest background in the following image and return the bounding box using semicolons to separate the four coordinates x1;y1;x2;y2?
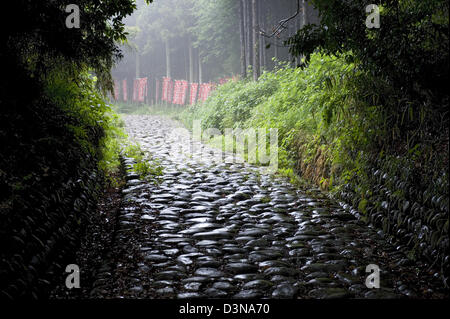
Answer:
112;0;320;91
0;0;449;298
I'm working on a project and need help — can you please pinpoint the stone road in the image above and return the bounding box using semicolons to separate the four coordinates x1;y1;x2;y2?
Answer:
91;115;438;299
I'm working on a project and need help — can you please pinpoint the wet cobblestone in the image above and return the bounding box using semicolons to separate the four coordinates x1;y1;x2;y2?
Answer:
91;115;446;299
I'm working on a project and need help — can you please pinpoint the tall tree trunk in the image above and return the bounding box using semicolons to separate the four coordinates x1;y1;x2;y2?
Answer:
165;39;171;78
189;39;194;83
294;2;300;66
252;0;260;80
184;46;188;81
274;4;279;63
194;47;198;82
247;0;253;74
239;0;247;78
243;0;248;69
261;34;265;71
302;0;308;26
274;41;278;61
135;51;140;78
260;1;266;71
258;0;263;72
198;50;203;83
289;0;295;66
299;0;308;65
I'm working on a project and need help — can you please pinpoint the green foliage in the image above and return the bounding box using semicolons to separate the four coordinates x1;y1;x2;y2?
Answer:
181;47;448;279
191;0;240;75
124;143;164;184
0;1;158;298
1;0;146;193
43;66;128;186
289;0;449;92
2;0;144;93
182;53;365;183
287;0;449;152
181;50;447;203
182;75;278;132
98;114;127;186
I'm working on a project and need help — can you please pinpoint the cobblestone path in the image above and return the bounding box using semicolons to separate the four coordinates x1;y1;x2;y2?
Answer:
91;115;439;299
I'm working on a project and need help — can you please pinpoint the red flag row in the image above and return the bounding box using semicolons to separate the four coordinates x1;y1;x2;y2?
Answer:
112;77;148;102
161;77;173;102
189;83;199;105
198;83;214;102
112;75;236;105
161;78;217;105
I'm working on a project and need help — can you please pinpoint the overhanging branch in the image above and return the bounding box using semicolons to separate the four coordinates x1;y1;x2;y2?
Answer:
260;0;301;38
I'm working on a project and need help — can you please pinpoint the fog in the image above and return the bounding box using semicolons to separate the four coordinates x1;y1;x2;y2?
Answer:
111;0;319;104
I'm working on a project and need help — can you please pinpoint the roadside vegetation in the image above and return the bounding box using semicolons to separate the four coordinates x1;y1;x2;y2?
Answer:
180;39;448;278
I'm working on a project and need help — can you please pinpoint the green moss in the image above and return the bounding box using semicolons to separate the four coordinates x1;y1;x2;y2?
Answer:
260;196;271;204
124;143;164;184
358;198;368;215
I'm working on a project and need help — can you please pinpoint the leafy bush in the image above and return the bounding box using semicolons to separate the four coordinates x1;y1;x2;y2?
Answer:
180;50;449;277
182;74;279;132
182;53;370;186
124;143;164;184
289;0;449;110
43;67;127;186
0;0;148;298
181;51;447;201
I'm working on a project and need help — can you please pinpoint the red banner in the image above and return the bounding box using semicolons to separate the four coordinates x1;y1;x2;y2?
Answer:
132;78;148;102
198;83;214;102
162;77;173;102
138;77;147;102
198;83;205;102
168;79;173;102
145;78;148;98
122;79;127;101
161;77;232;104
190;83;198;105
172;80;189;105
162;78;168;101
172;80;181;104
132;79;139;101
180;80;188;105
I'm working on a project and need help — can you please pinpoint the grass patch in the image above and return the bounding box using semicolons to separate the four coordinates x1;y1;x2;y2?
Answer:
123;142;164;184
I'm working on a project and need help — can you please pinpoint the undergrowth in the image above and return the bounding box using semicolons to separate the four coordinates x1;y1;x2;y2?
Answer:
180;52;448;210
